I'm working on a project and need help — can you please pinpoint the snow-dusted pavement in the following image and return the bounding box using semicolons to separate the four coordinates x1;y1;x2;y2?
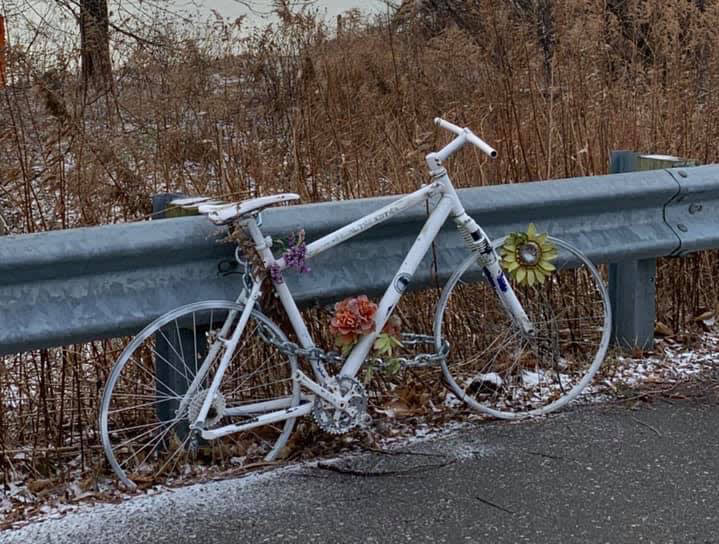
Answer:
3;387;719;544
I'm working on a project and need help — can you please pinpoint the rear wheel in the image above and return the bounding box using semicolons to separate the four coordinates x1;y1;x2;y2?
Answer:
434;237;611;419
99;300;299;488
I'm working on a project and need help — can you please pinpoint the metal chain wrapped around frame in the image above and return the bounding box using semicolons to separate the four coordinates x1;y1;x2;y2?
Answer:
227;222;450;369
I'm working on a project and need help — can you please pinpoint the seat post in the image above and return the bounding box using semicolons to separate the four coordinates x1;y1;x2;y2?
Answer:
242;216;274;270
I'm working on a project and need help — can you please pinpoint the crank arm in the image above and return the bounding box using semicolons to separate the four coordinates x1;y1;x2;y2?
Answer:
294;369;346;409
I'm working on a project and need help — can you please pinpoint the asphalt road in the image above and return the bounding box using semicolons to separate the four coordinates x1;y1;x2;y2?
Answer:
4;393;719;544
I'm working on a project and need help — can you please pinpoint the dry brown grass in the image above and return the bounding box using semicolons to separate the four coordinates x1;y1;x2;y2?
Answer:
1;0;719;498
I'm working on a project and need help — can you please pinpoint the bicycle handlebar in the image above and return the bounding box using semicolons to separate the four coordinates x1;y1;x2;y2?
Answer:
434;117;497;159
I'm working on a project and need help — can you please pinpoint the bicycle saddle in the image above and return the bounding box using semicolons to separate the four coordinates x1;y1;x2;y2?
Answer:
172;193;300;225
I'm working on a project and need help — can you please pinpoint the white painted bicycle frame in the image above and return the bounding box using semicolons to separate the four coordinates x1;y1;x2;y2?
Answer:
190;122;534;441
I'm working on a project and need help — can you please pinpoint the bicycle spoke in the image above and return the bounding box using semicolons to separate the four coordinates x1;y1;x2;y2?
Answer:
122;423;179;471
101;301;299;487
438;237;610;417
111;418;179;438
155;328;192;384
110;392;180;402
108;397;180;415
129;346;186;398
116;420;179;467
154;434;192;478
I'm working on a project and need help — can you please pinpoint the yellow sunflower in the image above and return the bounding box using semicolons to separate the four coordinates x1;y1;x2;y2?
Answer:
500;223;558;287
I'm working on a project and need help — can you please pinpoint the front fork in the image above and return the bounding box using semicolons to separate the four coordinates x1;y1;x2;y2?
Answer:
454;213;535;336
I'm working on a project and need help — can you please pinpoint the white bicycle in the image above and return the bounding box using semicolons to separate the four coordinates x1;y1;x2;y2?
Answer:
99;118;612;489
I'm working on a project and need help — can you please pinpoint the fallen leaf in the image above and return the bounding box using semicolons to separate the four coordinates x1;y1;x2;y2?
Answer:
26;479;53;494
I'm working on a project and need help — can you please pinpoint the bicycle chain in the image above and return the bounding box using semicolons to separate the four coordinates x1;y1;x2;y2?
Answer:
257;323;450;369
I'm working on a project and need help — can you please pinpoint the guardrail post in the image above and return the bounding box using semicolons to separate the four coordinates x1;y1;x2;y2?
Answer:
155;324;205;428
151;192;188;219
608;258;657;350
608;151;695;349
151;193;203;424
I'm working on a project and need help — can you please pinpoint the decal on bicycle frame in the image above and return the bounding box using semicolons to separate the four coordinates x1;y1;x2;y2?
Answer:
482;267;508;293
475;239;497;267
482;267;495;289
496;271;509;292
476;251;497;267
394;273;412;294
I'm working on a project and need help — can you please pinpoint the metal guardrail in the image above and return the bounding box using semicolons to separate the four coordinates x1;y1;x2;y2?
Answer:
607;152;705;349
1;165;718;355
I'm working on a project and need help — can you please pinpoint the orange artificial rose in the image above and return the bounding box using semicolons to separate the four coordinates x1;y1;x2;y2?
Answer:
329;295;378;347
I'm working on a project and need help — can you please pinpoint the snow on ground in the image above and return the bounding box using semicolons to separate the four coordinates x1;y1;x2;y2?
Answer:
0;463;300;544
2;329;717;534
584;332;719;399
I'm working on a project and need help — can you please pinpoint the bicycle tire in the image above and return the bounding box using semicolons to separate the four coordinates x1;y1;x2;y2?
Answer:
99;300;300;488
434;236;611;419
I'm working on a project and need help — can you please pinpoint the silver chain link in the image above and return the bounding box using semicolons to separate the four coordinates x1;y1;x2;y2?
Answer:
257;323;449;369
368;333;450;370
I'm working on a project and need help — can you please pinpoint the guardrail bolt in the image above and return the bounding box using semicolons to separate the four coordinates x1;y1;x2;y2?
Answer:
688;203;703;214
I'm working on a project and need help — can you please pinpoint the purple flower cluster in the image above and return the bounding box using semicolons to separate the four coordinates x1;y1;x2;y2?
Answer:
285;230;310;274
269;230;310;284
284;242;310;274
269;263;284;284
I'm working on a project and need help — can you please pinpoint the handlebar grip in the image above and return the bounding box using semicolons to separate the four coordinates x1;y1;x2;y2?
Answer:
466;132;497;158
434;117;463;135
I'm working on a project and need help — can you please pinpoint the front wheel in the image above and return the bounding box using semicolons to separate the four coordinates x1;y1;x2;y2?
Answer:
434;236;611;419
99;300;300;488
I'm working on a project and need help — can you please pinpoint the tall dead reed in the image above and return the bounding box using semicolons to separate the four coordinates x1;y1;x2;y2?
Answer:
1;0;718;492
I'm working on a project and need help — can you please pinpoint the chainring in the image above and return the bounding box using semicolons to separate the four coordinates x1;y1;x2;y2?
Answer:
311;376;368;435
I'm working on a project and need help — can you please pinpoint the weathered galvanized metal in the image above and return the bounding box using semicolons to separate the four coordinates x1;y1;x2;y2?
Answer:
665;166;719;256
606;154;714;348
1;164;718;355
607;151;682;348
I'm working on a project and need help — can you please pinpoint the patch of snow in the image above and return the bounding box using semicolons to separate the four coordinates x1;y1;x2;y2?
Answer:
1;463;305;542
476;372;504;387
